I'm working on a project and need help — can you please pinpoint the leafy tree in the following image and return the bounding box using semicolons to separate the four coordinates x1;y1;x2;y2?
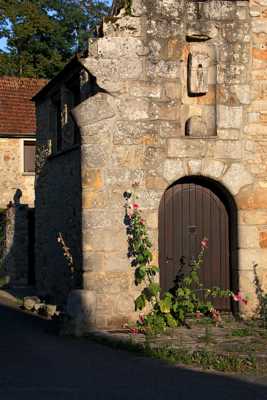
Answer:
0;0;110;79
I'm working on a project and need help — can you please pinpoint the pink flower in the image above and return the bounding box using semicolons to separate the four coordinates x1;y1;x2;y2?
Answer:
133;203;139;209
201;238;208;249
232;292;242;302
140;219;145;225
129;327;138;335
139;314;145;324
232;292;248;305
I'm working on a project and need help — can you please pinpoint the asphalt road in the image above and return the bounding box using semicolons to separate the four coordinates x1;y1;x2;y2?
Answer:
0;300;267;400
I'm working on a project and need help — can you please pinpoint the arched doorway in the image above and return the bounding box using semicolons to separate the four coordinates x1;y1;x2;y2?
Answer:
159;176;238;311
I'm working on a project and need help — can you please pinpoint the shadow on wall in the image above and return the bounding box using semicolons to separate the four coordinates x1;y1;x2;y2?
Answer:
34;140;83;305
0;189;35;287
32;66;112;306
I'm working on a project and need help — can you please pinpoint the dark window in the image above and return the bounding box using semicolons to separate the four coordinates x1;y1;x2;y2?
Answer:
24;140;36;173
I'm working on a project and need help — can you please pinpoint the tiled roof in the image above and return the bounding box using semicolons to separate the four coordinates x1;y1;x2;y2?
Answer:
0;77;47;135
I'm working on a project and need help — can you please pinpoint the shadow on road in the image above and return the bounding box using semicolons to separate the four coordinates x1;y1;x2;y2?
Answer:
0;301;266;400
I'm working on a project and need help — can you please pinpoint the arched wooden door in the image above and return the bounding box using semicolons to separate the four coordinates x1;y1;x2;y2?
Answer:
159;183;231;311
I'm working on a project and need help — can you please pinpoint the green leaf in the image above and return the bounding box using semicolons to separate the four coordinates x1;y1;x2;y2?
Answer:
135;294;146;311
148;282;160;297
165;313;177;328
159;294;173;314
135;265;146;284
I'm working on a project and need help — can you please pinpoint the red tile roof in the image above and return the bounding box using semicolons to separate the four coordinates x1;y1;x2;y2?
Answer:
0;77;47;136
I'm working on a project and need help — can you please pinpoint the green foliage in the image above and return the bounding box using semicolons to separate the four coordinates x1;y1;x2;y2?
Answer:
123;192;238;336
253;263;267;329
0;0;110;79
231;328;251;337
124;193;160;315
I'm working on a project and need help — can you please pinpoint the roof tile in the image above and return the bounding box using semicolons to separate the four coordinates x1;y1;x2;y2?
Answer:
0;76;47;135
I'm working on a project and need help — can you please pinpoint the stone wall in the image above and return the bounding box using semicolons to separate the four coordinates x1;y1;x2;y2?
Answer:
2;204;29;285
0;138;35;208
68;0;267;331
35;89;83;305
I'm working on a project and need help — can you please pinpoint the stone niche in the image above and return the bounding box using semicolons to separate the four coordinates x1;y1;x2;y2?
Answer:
183;34;217;137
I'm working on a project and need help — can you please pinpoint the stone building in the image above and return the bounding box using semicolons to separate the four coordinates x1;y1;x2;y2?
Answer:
0;77;46;284
34;0;267;333
0;77;46;207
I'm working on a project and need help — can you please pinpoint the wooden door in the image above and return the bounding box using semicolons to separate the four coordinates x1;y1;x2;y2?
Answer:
159;183;231;311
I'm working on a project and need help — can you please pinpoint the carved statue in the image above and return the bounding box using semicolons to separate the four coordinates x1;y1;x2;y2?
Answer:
188;51;209;95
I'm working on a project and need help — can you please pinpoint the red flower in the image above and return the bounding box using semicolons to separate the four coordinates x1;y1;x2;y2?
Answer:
133;203;139;209
139;314;145;324
129;327;138;335
232;292;248;305
201;238;208;249
233;292;242;302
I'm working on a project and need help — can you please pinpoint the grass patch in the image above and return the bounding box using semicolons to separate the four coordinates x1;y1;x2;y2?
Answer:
231;328;251;337
88;333;259;374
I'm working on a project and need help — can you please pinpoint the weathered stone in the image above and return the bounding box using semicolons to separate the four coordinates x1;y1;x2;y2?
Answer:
239;210;267;225
236;184;267;209
168;138;206;158
163;159;185;182
217;106;243;129
239;226;260;249
187;159;202;175
222;164;253;195
203;160;226;179
66;290;96;335
23;296;41;311
82;169;104;190
259;231;267;248
72;93;115;127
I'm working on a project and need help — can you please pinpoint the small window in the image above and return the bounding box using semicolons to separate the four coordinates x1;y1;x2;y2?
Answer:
23;140;36;173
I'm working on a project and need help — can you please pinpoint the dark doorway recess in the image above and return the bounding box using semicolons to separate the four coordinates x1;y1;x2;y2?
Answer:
159;176;238;312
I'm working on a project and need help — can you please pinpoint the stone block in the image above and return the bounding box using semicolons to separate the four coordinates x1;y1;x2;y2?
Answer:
222;163;253;195
150;101;179;121
236;184;267;209
82;169;104;190
111;145;145;169
83;252;104;272
82;191;108;209
239;210;267;225
66;290;96;335
239;226;260;249
116;98;149;120
259;231;267;248
97;37;145;59
239;249;267;270
103;16;143;37
208;140;242;160
103;252;129;272
187;159;202;175
83;229;127;252
128;82;161;98
145;175;168;189
146;60;180;79
72;93;115;128
217;106;243;129
163;159;185;182
203;160;226;179
82;144;110;168
168;138;206;158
